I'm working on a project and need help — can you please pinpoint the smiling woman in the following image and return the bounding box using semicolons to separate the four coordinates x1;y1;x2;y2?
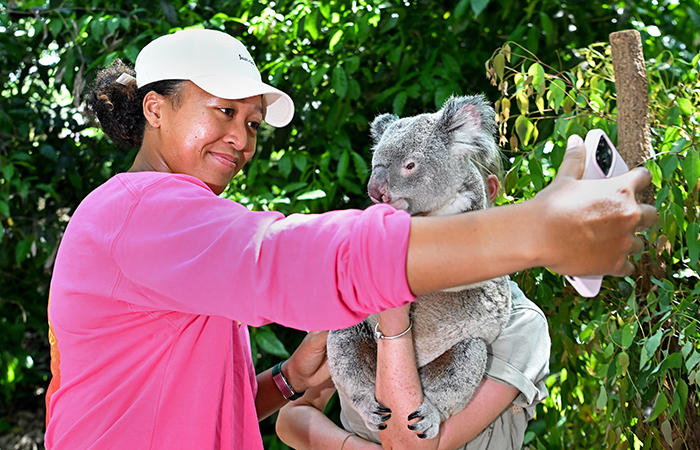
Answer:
133;83;263;194
44;27;656;450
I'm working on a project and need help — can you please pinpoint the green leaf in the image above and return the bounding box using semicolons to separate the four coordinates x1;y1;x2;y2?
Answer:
492;52;505;81
647;160;663;189
329;29;343;53
661;420;673;446
677;98;694;117
304;10;319;40
547;79;567;110
393;91;408;116
454;0;470;18
515;115;535;146
254;326;290;358
686;350;700;372
670;137;688;153
527;62;546;94
0;200;9;218
686;222;700;268
296;189;327;201
646;392;669;422
331;66;348;98
621;321;637;349
40;144;58;161
352;151;369;182
596;387;608;410
337;150;349;180
293;154;307;173
278;154;292;178
683;148;700;190
15;238;33;265
677;379;689;416
471;0;491;16
645;329;664;356
2;163;14;182
660;154;679;179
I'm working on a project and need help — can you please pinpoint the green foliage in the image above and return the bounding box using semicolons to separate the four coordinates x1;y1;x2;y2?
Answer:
487;40;700;449
1;0;699;447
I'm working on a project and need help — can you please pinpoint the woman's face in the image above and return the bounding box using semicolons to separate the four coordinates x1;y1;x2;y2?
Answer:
147;81;263;195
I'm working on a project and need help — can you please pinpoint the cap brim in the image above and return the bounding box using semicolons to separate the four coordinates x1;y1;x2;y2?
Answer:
191;75;294;127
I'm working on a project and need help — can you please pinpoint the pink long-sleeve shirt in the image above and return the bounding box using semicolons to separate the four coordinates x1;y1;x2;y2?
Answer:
45;172;415;449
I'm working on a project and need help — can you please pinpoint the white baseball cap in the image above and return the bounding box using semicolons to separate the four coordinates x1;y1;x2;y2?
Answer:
134;28;294;127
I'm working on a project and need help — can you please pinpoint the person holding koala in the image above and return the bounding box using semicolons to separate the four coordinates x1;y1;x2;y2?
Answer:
45;28;656;450
277;96;550;450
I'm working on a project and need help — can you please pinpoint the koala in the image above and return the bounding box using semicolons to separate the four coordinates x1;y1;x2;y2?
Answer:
326;95;512;441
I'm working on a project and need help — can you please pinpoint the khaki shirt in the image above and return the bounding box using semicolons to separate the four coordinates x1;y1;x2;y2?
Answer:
339;281;551;450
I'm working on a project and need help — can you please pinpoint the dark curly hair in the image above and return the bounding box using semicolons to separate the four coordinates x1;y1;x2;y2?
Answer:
84;59;185;149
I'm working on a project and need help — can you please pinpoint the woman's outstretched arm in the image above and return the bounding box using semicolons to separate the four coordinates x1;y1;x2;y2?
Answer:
406;135;657;296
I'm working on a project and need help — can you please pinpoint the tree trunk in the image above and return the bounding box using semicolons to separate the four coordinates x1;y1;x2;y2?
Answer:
610;30;654;205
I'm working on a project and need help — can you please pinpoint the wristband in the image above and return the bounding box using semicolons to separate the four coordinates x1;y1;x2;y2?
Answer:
272;360;305;401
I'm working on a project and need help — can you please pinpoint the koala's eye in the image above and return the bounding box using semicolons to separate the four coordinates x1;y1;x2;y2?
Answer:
405;162;416;170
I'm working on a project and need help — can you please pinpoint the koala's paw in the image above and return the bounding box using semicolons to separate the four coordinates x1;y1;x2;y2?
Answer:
362;397;392;431
406;397;441;439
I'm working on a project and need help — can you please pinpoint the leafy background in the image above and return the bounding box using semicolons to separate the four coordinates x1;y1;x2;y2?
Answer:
1;0;699;448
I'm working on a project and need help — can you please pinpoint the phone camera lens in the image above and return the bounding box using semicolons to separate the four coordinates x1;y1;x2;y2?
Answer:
596;138;613;175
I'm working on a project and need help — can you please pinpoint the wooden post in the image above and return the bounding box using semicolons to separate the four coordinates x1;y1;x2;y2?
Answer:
610;29;654;204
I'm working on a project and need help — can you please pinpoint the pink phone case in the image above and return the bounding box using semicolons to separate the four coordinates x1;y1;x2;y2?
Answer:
565;130;629;297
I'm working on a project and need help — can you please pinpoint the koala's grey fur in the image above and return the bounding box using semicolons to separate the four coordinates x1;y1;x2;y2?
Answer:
326;95;512;440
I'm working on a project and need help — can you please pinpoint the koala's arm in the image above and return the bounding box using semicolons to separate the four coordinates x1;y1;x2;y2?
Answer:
405;136;656;296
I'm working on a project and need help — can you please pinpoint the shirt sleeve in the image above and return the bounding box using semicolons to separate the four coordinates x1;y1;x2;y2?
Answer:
484;281;551;414
110;175;416;330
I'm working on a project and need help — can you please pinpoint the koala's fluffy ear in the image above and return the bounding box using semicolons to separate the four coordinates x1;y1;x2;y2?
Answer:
437;95;501;174
439;95;496;135
370;113;399;142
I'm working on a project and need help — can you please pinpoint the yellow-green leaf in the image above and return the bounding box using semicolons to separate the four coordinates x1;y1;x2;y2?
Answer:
617;352;630;377
515;115;535;146
677;98;694;117
527;62;546;93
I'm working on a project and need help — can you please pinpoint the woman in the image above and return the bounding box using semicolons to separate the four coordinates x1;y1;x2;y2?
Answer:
44;28;656;449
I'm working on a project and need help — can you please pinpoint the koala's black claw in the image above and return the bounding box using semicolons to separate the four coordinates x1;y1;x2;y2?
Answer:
407;411;423;421
378;424;387;431
407;424;416;431
376;405;391;414
418;433;427;439
379;413;391;422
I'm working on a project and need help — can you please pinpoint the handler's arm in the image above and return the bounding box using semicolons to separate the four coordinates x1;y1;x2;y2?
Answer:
406;135;657;296
276;379;383;450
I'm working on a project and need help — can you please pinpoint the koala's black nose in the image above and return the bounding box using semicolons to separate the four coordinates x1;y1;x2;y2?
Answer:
368;166;389;203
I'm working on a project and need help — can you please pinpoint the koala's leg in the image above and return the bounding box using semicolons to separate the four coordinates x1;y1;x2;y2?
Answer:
408;338;487;439
327;322;390;432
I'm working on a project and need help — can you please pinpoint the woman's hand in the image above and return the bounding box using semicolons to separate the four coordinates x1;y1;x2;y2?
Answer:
284;330;331;394
529;134;658;277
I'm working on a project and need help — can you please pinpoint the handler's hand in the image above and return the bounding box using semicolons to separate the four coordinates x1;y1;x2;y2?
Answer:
532;134;658;277
283;330;331;394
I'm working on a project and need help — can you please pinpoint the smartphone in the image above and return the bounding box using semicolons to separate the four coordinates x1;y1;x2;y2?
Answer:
565;129;629;297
